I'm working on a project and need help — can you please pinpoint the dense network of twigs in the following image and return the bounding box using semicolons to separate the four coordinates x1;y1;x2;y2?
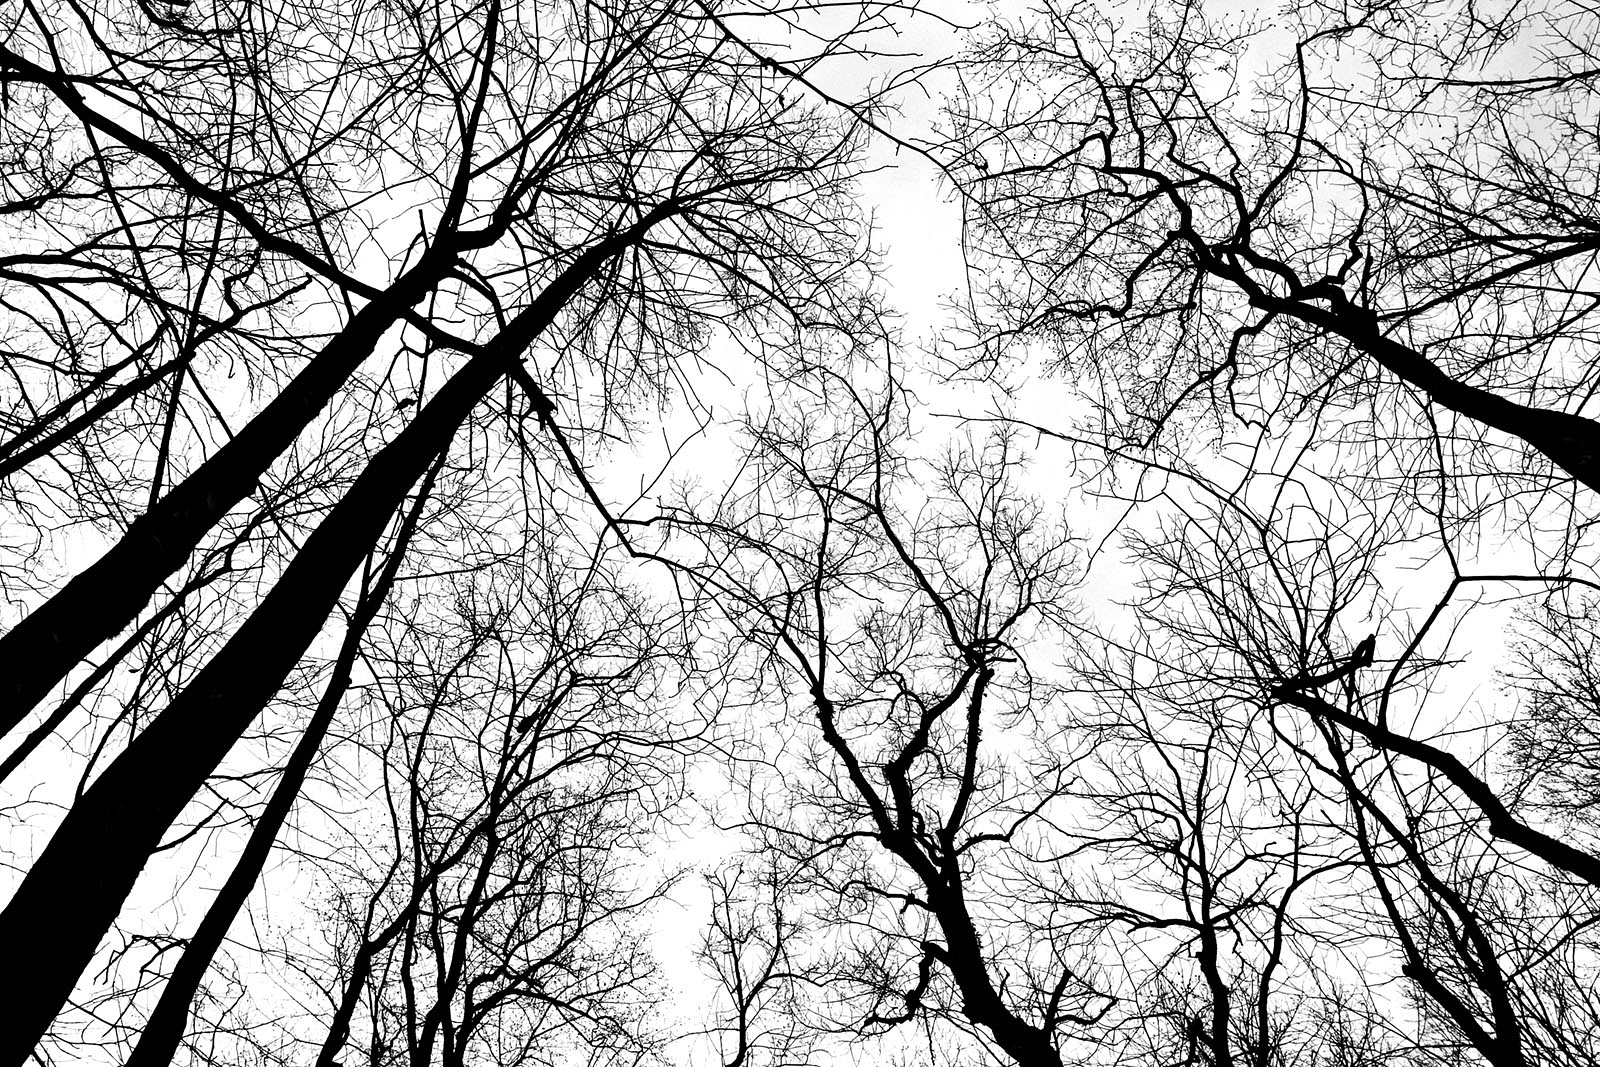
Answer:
2;0;1598;1065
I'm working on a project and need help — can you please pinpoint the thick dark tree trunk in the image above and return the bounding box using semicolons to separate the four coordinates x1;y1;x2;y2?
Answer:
120;453;444;1067
1183;234;1600;497
0;214;668;1064
0;257;448;734
928;882;1066;1067
0;343;488;1067
1266;288;1600;497
1277;687;1600;888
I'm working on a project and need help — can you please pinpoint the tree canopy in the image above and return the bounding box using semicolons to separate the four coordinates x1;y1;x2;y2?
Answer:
2;0;1599;1064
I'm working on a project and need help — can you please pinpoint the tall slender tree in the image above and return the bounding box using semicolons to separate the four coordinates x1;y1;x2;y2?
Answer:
0;0;879;1058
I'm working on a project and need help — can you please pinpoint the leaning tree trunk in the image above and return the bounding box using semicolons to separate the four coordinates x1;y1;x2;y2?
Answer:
0;253;452;734
0;212;670;1065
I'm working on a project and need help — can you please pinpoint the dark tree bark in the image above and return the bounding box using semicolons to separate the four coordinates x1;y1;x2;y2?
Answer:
120;447;445;1067
0;254;451;730
0;211;668;1064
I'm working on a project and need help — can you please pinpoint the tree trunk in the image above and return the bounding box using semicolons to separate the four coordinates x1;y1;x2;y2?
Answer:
0;213;669;1062
120;452;444;1067
0;257;448;734
0;340;488;1067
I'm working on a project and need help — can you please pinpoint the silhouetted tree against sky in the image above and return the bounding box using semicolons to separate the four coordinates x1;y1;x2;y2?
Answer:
0;0;879;1057
8;0;1600;1063
694;863;821;1067
951;0;1600;495
105;515;692;1067
639;367;1110;1066
283;551;691;1067
942;0;1600;1062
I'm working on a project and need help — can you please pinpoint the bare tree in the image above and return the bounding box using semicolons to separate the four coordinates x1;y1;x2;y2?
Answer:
694;863;820;1067
937;1;1600;1062
0;0;886;1057
20;0;1600;1064
288;554;690;1067
638;366;1106;1067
